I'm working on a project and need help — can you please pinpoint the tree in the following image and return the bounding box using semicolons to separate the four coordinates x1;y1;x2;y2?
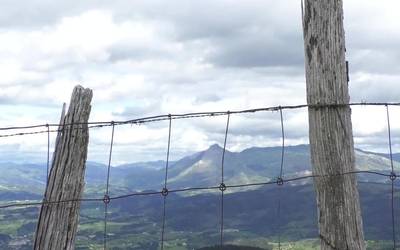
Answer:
302;0;365;249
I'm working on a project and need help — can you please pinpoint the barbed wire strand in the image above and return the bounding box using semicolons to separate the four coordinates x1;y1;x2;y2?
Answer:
103;122;115;250
161;115;172;250
219;112;230;248
386;105;397;249
2;102;400;138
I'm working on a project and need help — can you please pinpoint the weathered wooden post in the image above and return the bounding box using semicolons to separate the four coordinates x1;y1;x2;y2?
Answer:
34;85;93;250
302;1;365;249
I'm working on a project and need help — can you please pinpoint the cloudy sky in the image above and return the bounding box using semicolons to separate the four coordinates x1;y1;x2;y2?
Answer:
0;0;400;165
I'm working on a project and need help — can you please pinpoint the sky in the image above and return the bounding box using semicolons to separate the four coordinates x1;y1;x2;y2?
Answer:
0;0;400;165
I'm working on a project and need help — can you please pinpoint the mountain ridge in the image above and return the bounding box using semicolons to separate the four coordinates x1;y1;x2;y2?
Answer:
0;144;398;197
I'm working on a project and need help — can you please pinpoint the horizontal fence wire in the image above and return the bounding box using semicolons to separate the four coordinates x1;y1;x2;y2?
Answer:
0;170;395;210
0;102;399;249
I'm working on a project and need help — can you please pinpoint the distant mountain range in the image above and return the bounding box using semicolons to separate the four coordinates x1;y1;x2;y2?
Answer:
0;144;398;199
0;144;399;249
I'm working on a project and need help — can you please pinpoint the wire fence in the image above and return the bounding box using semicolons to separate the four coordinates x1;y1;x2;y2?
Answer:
0;102;399;249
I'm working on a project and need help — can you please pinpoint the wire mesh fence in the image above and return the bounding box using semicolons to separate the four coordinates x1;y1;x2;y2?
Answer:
0;102;399;249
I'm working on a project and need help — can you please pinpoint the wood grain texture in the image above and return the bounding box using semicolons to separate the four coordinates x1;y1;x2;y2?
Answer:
302;0;365;249
34;86;92;250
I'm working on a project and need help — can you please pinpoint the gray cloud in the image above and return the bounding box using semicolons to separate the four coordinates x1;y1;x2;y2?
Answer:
0;0;87;28
193;94;221;104
350;79;400;102
208;30;304;68
112;102;160;117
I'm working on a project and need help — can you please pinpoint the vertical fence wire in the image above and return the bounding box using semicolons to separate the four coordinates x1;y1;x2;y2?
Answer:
219;112;230;248
46;124;50;189
161;115;172;250
277;108;285;250
386;105;397;249
103;122;115;250
279;109;285;179
277;198;282;250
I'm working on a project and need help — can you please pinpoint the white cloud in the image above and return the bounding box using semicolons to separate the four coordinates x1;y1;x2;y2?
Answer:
0;0;399;163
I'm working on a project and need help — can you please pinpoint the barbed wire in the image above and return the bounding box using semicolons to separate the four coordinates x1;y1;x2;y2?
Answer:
1;102;400;138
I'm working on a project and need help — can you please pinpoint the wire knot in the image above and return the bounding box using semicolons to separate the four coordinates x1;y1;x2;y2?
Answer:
161;188;169;197
103;194;111;204
390;172;397;181
276;177;284;186
219;183;227;192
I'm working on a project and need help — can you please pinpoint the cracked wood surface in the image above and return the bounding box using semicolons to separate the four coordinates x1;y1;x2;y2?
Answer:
34;86;92;250
302;1;365;249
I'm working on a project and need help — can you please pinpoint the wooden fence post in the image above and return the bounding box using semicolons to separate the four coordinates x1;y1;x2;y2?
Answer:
302;0;365;249
34;85;93;250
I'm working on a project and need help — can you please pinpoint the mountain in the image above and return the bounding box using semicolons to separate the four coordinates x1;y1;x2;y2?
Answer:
0;144;398;249
157;144;399;189
0;144;398;198
0;162;47;194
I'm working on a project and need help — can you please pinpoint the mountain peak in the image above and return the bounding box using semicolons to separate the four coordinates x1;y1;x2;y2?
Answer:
207;144;223;151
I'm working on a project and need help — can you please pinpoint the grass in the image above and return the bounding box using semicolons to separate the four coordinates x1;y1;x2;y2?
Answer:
0;219;26;235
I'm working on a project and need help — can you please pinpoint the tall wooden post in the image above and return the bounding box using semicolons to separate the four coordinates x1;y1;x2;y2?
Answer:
34;85;93;250
302;1;365;249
